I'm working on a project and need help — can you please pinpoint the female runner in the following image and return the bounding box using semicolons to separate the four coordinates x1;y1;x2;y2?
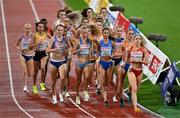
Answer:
15;23;34;92
46;24;70;104
128;34;148;112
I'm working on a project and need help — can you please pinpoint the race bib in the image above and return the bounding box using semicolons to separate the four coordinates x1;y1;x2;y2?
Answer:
38;41;48;50
130;51;143;62
57;43;68;53
21;41;29;49
79;44;91;55
21;37;31;49
101;47;111;56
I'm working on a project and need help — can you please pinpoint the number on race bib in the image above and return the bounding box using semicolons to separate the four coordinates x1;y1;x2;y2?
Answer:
21;42;29;49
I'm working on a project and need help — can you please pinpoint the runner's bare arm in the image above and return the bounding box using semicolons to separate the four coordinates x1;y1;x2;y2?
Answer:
112;43;123;58
46;37;57;53
15;36;22;50
28;34;41;49
141;48;148;65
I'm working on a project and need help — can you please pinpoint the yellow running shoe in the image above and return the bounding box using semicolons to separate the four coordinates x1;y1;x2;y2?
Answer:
32;85;38;94
134;108;141;113
40;83;46;91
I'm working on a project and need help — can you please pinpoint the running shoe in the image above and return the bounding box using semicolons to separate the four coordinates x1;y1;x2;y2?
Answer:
104;101;109;107
127;92;132;104
112;96;118;102
134;108;141;113
96;88;101;95
52;95;57;104
23;85;29;92
120;98;124;107
65;92;71;98
76;96;81;105
32;85;38;94
62;90;66;95
63;86;66;91
40;83;46;91
84;91;89;101
59;93;64;103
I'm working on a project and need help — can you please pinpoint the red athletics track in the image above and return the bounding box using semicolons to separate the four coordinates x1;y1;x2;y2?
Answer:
0;0;154;117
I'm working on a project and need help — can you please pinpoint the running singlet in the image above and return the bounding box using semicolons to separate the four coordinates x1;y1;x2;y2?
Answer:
66;26;73;38
121;40;133;59
130;48;144;63
100;39;112;56
114;37;124;50
20;34;32;50
52;36;68;53
79;38;91;55
34;32;48;51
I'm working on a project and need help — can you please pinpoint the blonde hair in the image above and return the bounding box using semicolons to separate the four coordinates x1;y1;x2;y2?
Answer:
23;23;32;33
24;23;31;28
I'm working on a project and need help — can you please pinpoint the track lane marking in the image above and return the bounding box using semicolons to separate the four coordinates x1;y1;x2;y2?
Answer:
28;0;96;117
28;0;39;21
69;98;96;118
0;0;33;117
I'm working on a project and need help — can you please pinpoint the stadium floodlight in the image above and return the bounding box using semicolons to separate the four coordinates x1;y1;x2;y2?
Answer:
129;16;143;28
147;33;167;47
109;5;125;12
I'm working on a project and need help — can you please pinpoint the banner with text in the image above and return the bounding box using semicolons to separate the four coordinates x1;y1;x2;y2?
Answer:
161;62;180;96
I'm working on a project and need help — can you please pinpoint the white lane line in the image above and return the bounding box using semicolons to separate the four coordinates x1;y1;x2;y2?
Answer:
123;77;164;117
0;0;33;118
0;59;19;61
28;0;39;22
28;0;96;117
58;0;65;8
59;0;96;116
69;98;96;118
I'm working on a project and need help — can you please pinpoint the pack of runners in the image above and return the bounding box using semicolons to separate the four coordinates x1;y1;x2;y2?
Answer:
15;6;148;113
